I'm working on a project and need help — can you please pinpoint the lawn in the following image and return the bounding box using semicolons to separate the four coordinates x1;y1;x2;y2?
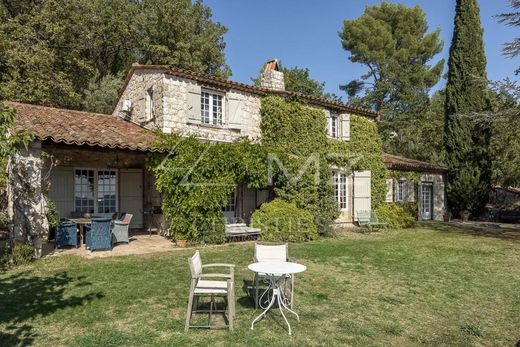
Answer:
1;224;520;346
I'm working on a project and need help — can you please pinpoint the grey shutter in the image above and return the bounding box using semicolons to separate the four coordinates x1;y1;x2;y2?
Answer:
353;170;371;219
323;109;331;135
385;178;394;202
186;83;201;124
341;113;350;141
227;94;243;130
407;181;415;202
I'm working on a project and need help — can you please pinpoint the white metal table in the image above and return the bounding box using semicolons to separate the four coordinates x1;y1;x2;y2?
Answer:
248;261;307;335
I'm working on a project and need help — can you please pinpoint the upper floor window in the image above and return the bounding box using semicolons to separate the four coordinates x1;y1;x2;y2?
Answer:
328;115;339;138
145;88;154;122
201;90;224;125
333;170;348;210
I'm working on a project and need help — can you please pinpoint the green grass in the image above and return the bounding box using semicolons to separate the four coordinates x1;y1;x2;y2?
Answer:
1;224;520;346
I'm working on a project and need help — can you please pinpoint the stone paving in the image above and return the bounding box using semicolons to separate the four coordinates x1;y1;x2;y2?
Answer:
43;233;177;259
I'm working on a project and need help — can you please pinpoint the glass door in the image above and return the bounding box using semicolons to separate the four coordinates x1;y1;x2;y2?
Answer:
420;183;433;220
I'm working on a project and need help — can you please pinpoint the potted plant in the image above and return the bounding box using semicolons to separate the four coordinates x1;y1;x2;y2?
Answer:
173;233;188;247
461;210;470;222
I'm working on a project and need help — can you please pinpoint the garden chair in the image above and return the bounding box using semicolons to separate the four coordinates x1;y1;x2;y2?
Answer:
185;250;235;331
111;214;133;245
55;221;78;249
253;243;295;309
356;210;388;232
85;218;112;251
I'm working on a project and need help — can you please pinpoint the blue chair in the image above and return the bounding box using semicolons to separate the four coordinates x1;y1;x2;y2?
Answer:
55;222;78;249
85;218;112;251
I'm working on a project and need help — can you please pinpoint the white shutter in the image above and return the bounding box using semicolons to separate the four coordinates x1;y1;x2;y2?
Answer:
407;181;415;202
340;113;350;141
227;95;243;130
353;170;371;219
186;83;201;124
385;178;394;202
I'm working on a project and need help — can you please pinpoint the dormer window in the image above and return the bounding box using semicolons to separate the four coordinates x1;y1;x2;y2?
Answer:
201;90;224;126
145;87;154;122
328;115;339;138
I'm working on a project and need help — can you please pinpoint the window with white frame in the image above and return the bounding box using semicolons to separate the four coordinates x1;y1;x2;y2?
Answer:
328;115;339;138
396;180;405;202
74;169;117;214
333;171;348;210
145;87;154;122
201;90;224;125
222;189;236;212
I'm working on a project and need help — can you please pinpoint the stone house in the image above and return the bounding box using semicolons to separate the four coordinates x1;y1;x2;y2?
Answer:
7;59;447;246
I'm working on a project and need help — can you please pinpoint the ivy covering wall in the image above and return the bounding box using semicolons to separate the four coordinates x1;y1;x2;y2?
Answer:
149;95;390;242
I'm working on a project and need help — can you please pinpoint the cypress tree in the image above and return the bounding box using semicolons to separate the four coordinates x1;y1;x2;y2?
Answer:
445;0;492;217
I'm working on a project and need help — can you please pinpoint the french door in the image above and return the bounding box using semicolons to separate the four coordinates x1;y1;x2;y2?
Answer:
420;183;433;220
74;169;118;217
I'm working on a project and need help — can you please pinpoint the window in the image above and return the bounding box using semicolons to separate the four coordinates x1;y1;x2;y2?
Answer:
333;171;348;210
222;189;236;212
201;91;224;125
74;169;117;214
396;180;405;202
328;115;339;138
145;88;154;122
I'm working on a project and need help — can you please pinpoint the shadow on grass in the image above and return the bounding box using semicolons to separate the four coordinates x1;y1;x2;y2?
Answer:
0;271;104;346
424;221;520;242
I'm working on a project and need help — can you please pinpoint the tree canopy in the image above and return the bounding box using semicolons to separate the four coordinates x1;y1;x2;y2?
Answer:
339;2;445;160
444;0;492;216
0;0;230;112
496;0;520;73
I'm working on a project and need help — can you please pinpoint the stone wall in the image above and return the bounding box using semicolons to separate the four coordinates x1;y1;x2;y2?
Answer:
114;70;262;143
421;173;446;221
113;69;165;129
7;141;49;257
161;75;262;142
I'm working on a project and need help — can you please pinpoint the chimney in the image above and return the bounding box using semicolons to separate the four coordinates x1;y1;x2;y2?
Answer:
259;59;285;91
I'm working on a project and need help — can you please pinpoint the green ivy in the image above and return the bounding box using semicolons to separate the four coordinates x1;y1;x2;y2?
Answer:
148;135;267;242
260;96;339;234
327;114;388;209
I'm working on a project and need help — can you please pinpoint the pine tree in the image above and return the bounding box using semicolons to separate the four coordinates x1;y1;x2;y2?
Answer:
444;0;492;217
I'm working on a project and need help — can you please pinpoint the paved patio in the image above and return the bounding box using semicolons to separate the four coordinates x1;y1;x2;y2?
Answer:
43;233;177;259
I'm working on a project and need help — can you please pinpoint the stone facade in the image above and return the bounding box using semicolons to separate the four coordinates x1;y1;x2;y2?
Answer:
259;70;285;91
114;70;262;143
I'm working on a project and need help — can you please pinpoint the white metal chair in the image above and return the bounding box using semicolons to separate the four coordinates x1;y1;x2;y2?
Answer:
253;243;295;309
185;251;235;331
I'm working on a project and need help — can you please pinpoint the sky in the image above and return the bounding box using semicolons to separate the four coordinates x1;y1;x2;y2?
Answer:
205;0;519;100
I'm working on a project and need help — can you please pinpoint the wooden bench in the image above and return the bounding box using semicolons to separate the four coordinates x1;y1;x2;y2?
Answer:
356;211;389;232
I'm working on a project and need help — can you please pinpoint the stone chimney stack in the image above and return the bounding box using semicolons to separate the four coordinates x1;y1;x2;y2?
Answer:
259;59;285;91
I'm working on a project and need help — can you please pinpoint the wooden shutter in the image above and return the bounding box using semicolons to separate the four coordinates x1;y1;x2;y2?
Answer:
340;113;350;141
186;83;201;124
407;181;415;202
353;170;371;219
227;94;243;130
385;178;394;202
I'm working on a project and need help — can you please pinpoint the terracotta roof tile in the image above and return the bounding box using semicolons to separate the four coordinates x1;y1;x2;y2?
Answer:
8;102;162;152
383;153;447;173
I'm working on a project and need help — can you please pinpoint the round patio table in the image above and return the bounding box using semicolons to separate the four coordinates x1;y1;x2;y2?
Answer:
248;261;307;335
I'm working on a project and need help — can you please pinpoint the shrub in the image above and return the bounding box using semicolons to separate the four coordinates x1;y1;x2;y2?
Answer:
46;199;60;228
376;203;417;229
251;199;318;242
11;243;34;265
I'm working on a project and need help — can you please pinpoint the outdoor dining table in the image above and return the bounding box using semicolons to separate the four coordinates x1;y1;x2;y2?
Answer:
248;261;307;336
66;218;92;247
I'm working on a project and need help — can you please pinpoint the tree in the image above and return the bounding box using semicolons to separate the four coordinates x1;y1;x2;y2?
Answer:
496;0;520;73
444;0;492;217
339;3;444;158
0;0;230;112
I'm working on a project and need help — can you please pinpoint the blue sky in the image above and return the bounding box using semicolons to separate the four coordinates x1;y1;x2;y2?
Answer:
205;0;519;100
